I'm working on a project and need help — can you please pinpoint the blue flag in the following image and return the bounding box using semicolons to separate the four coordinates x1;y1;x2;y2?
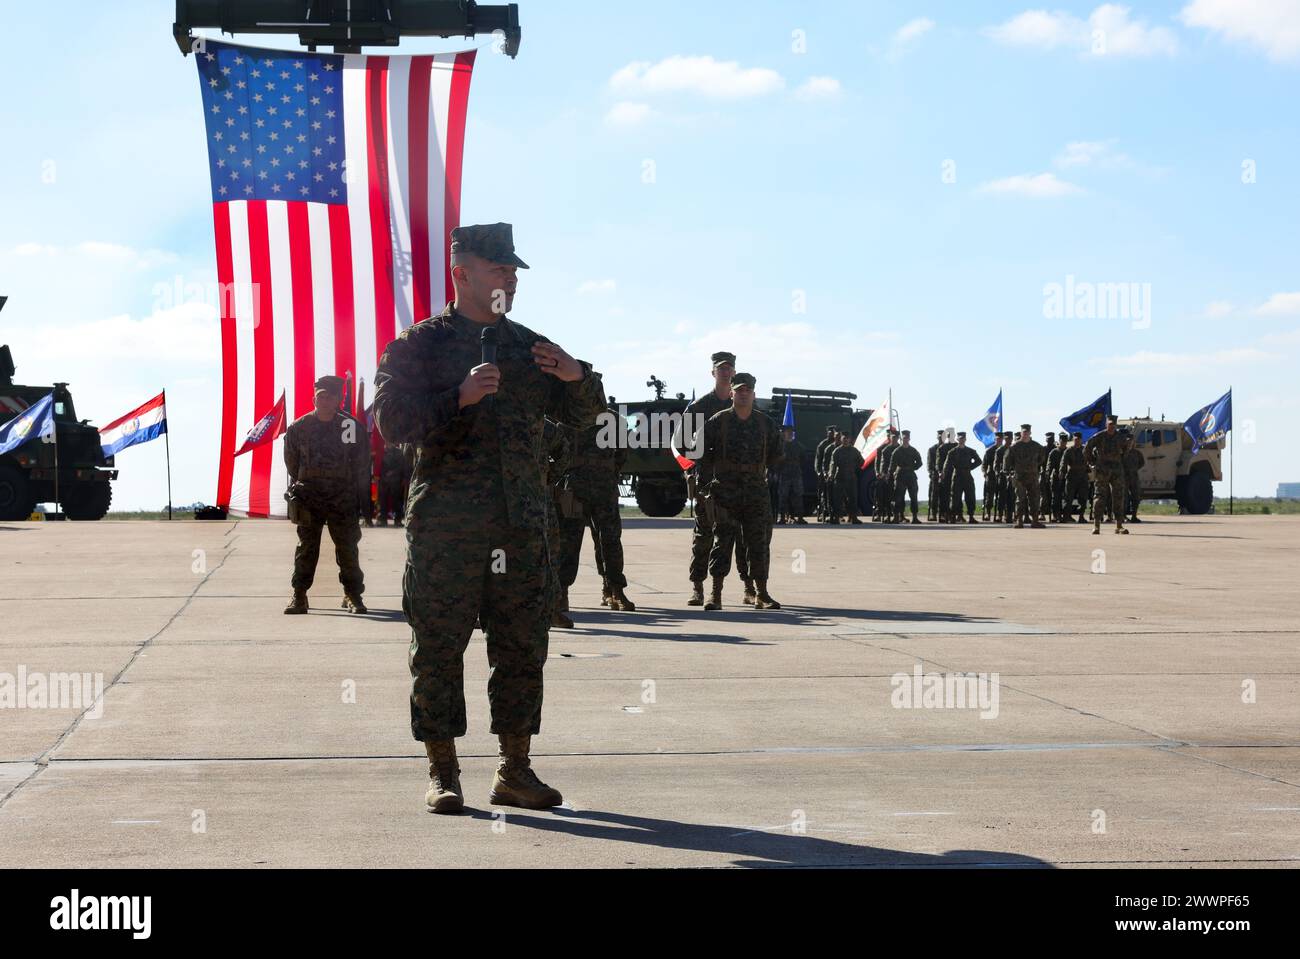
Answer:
1185;389;1231;453
1059;389;1112;441
782;394;795;429
972;390;1002;449
0;392;55;456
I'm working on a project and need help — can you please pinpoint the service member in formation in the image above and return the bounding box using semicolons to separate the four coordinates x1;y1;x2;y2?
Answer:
1039;432;1057;523
558;411;635;611
543;418;575;629
995;431;1016;523
377;441;411;527
926;429;945;522
829;432;864;524
934;429;959;522
373;222;607;814
1060;431;1089;523
1005;423;1047;529
980;433;999;521
891;429;924;524
813;426;837;522
817;428;842;521
1084;415;1130;535
1122;430;1146;523
1045;431;1067;523
283;375;370;615
682;351;751;605
943;431;983;524
874;429;899;522
777;425;807;524
697;372;784;610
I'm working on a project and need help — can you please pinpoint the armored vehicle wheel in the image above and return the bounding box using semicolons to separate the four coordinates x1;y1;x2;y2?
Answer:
63;482;113;521
635;483;686;517
1183;470;1213;515
0;465;36;521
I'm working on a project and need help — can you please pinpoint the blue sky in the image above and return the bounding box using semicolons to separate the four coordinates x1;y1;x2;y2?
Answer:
1;0;1297;506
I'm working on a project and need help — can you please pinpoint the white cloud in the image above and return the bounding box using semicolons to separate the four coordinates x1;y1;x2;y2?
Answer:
604;101;655;127
12;242;58;257
1255;292;1300;316
976;173;1084;197
577;279;617;295
1054;139;1135;168
985;5;1179;58
1180;0;1300;62
888;18;935;60
1259;328;1300;346
1094;347;1277;373
793;76;842;100
8;241;177;269
1203;300;1234;318
609;55;785;99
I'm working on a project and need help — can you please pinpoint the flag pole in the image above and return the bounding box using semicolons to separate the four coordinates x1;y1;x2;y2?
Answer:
52;415;60;519
163;389;173;521
1229;385;1234;516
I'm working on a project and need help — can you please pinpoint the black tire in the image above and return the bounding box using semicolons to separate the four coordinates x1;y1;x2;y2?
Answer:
635;483;686;517
0;465;36;521
63;482;113;521
1184;470;1213;515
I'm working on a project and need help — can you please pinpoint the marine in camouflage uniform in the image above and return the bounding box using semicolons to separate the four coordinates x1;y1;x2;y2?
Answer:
934;433;958;522
1039;433;1057;522
943;431;982;523
874;431;899;522
995;431;1016;523
1122;433;1145;522
813;427;835;521
829;433;865;523
1045;433;1067;523
777;426;807;524
697;372;783;610
1084;416;1129;535
283;374;370;614
683;351;750;605
544;418;574;629
980;435;999;521
1060;432;1089;523
373;223;607;814
1004;424;1046;529
816;429;841;521
891;430;923;523
558;411;635;611
926;429;945;521
377;442;412;527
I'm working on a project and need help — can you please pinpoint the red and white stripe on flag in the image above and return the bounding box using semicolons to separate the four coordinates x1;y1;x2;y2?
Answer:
205;46;475;517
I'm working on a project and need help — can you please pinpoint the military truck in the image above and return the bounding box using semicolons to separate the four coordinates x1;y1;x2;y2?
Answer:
0;309;119;520
616;382;872;517
1119;416;1222;515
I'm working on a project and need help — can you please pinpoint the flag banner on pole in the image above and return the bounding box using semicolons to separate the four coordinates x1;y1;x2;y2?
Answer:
99;392;167;458
235;391;287;457
972;390;1002;449
854;398;892;468
781;394;795;430
670;424;696;471
194;40;476;517
0;391;54;457
1185;389;1232;453
1059;389;1112;441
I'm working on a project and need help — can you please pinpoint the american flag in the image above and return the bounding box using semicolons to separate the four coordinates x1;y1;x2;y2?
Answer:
195;39;475;517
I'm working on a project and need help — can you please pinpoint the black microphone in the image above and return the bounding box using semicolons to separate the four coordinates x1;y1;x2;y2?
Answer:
480;326;498;410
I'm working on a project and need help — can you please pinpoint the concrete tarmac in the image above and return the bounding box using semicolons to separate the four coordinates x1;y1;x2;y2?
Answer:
1;514;1297;868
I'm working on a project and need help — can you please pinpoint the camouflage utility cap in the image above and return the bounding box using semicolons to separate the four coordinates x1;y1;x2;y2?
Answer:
450;222;529;268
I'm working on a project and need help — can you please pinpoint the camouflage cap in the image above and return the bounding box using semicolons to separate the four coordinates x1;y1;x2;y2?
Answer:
1020;423;1032;431
449;222;529;268
826;425;835;433
936;429;945;436
901;429;911;437
956;431;966;438
1073;431;1083;439
711;351;737;368
730;371;756;389
1107;414;1119;424
314;374;345;395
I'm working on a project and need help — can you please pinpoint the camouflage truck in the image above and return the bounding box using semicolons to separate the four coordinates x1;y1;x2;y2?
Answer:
0;333;119;520
1119;416;1222;515
617;385;872;517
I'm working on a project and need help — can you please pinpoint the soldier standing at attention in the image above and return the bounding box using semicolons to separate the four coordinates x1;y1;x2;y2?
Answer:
283;374;370;615
891;430;924;524
544;418;575;630
813;426;836;522
1122;431;1146;523
829;432;865;524
943;431;982;524
683;351;749;606
373;223;607;814
1046;432;1067;523
934;430;958;523
1039;432;1057;523
996;431;1016;523
1060;432;1089;523
817;429;841;521
874;429;899;522
980;434;999;521
698;373;783;611
777;425;807;524
1005;424;1047;529
558;414;635;612
926;429;944;522
377;442;409;527
1085;416;1130;535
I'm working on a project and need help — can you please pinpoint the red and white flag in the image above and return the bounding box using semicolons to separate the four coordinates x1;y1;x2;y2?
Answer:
854;399;893;468
234;391;286;458
194;40;475;516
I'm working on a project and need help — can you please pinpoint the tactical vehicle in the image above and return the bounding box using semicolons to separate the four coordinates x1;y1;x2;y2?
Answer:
616;381;872;517
0;306;119;520
1119;416;1222;514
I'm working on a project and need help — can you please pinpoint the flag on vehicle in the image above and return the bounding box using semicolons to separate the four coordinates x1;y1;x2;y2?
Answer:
972;390;1001;449
1059;389;1112;441
193;40;476;516
99;392;168;458
854;398;892;468
0;391;54;457
234;391;287;457
1184;388;1232;453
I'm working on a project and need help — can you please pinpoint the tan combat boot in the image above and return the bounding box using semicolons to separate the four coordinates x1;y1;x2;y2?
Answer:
283;590;308;615
424;739;464;814
610;587;637;612
703;577;724;611
754;581;781;610
341;593;368;614
742;580;757;606
687;581;705;606
489;734;562;809
600;584;613;608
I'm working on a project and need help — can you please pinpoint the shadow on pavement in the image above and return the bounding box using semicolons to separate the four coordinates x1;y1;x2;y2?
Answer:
466;807;1053;868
